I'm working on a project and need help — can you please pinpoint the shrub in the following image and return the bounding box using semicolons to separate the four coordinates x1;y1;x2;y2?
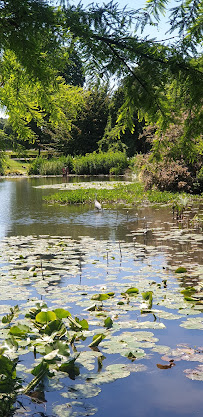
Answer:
141;159;194;192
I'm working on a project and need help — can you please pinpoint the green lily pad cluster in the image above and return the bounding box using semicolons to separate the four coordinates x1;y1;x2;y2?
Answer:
0;232;202;416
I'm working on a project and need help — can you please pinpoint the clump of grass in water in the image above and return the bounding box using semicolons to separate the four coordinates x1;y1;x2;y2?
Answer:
44;182;180;206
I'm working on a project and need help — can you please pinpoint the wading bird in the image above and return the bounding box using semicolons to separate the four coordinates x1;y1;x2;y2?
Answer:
94;195;102;211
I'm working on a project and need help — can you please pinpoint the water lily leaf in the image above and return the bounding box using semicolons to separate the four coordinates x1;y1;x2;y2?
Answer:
36;311;57;324
175;267;187;273
45;340;70;357
68;316;87;331
180;317;203;330
79;319;89;330
24;360;49;394
184;365;203;381
91;294;110;301
142;291;153;301
53;401;98;417
59;358;80;380
44;319;67;338
62;383;101;399
0;355;17;393
104;317;113;329
125;287;139;295
89;334;105;348
9;324;30;338
181;287;196;297
54;309;71;319
44;348;59;361
125;349;146;360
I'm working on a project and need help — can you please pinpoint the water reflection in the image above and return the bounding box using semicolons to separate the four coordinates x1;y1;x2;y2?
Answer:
0;180;15;238
0;178;202;267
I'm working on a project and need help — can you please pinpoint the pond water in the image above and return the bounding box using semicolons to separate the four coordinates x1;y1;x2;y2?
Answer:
0;177;202;417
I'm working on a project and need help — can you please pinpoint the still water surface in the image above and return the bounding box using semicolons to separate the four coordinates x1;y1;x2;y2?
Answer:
0;177;202;417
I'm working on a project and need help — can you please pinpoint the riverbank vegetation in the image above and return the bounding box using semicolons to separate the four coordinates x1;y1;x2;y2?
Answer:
43;181;203;220
0;0;202;193
28;151;128;176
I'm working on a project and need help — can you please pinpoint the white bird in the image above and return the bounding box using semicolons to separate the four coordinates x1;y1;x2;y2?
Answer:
94;194;102;211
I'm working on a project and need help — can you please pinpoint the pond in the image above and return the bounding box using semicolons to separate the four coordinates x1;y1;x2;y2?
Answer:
0;177;202;417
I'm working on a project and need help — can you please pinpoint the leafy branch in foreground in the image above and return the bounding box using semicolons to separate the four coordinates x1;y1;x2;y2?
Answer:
0;1;202;141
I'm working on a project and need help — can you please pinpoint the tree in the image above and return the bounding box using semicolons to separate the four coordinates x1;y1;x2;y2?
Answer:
0;1;202;141
98;87;149;157
60;50;85;87
0;50;85;142
60;0;202;134
46;86;110;155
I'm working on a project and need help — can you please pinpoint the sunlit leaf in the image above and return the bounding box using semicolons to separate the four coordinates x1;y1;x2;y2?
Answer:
9;324;30;338
104;317;113;329
36;311;57;324
91;294;110;301
89;334;105;348
44;319;67;338
125;287;139;295
54;308;71;319
175;267;187;273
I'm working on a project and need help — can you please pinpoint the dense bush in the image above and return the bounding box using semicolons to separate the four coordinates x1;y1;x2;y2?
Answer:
141;159;194;192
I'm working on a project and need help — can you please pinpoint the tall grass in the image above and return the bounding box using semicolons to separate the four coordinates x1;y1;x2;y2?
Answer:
73;151;128;175
28;152;128;176
28;156;73;175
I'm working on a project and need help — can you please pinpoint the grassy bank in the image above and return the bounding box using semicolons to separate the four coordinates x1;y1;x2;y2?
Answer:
2;154;30;175
44;182;187;207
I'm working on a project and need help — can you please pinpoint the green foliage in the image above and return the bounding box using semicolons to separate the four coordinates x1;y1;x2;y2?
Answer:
104;317;113;329
35;311;57;324
92;293;110;301
28;155;70;175
45;180;191;207
0;0;201;149
44;320;67;338
88;334;105;348
29;151;128;176
65;86;110;155
142;291;153;309
73;151;128;175
0;50;85;141
0;353;21;417
175;267;187;274
9;324;30;339
58;358;80;380
54;308;71;319
0;0;68;80
2;305;19;325
125;287;139;295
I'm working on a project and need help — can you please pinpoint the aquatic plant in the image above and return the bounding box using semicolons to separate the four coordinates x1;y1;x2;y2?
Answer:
0;230;202;416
